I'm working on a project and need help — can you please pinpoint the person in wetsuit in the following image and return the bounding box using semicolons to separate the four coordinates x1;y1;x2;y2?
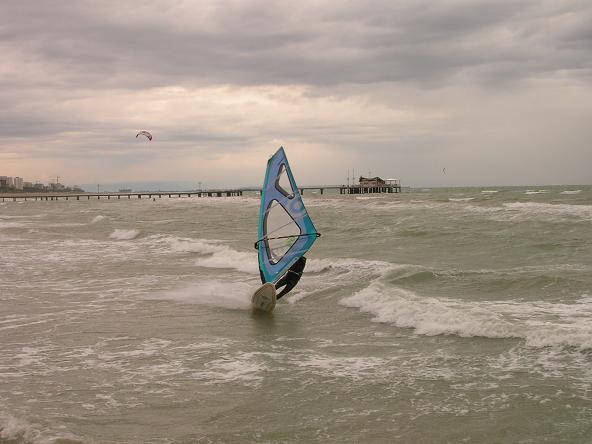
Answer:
274;256;306;299
258;256;307;300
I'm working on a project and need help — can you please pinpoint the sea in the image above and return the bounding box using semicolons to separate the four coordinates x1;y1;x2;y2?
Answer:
1;185;591;443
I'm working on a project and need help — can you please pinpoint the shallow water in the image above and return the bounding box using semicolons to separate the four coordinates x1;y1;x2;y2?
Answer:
1;186;592;443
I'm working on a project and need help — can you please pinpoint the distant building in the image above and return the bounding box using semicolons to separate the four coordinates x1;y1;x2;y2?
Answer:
0;176;25;189
359;176;386;187
49;182;65;191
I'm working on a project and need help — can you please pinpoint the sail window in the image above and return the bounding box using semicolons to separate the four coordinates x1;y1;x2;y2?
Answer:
264;199;301;264
276;164;295;199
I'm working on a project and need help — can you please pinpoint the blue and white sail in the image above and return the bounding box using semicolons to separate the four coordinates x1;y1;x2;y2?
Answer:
256;147;320;284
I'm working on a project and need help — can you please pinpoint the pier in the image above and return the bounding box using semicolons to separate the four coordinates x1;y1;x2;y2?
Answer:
337;183;401;194
0;189;243;202
242;182;402;195
1;181;401;202
300;184;401;195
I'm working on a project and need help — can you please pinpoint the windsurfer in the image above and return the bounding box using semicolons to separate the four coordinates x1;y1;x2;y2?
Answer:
258;256;307;299
251;147;320;312
275;256;306;299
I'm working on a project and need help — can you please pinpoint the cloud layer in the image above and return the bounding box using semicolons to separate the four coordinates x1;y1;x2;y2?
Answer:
1;0;591;187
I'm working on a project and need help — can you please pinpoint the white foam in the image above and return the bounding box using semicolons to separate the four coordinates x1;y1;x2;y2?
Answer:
285;290;313;304
97;338;172;362
149;280;253;310
503;202;592;220
481;190;499;193
0;214;45;219
448;197;475;202
109;229;140;240
295;354;388;380
341;282;592;349
0;221;27;229
0;414;48;444
561;190;582;194
191;352;266;385
91;215;105;224
341;283;518;339
305;257;396;275
195;249;257;273
149;235;223;254
163;195;259;207
145;235;259;273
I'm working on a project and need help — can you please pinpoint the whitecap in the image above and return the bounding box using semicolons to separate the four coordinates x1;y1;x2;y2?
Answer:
0;414;43;444
109;229;140;240
294;354;388;380
340;282;592;349
341;283;518;339
0;221;27;229
91;215;105;224
503;202;592;220
147;235;258;273
195;249;257;273
191;352;266;385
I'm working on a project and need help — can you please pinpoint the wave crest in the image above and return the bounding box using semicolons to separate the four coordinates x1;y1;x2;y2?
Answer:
340;282;592;349
109;229;140;240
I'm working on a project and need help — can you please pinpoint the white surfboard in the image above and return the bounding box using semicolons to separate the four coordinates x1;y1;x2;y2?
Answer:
252;283;277;313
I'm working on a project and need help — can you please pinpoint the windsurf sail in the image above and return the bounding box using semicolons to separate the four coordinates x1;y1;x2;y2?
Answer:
255;147;320;284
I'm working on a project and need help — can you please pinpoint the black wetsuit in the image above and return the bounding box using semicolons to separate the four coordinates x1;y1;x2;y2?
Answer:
274;256;307;299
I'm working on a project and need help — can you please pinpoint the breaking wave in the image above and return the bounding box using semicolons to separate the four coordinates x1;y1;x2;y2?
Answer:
109;229;140;240
0;413;83;444
145;235;257;274
340;281;592;349
90;215;105;224
502;202;592;221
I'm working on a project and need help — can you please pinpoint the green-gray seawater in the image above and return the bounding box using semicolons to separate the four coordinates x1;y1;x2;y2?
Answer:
1;186;591;443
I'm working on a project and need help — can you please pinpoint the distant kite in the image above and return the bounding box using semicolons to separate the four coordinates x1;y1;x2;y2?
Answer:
136;130;153;141
442;167;447;175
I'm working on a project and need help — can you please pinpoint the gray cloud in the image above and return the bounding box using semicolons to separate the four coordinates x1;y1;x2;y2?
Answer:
3;0;591;89
1;0;591;186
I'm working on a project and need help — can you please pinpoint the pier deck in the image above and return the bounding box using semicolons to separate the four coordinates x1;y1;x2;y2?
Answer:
241;184;401;195
1;183;401;202
0;189;243;202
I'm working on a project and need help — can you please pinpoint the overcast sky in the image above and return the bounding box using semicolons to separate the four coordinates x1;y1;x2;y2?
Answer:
1;0;591;188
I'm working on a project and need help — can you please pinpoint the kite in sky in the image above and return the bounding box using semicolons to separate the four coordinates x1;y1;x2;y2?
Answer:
136;130;153;141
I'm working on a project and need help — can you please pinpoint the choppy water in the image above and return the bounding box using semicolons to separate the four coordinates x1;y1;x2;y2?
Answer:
1;186;592;443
